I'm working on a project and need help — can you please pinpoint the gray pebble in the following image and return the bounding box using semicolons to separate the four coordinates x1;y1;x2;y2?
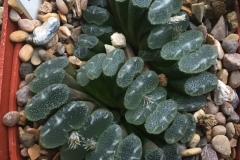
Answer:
33;17;60;45
222;39;239;53
226;122;235;139
215;112;226;125
201;144;218;160
228;70;240;89
9;9;21;22
204;101;219;114
19;63;33;79
20;133;35;148
197;136;207;148
16;85;33;106
229;90;239;109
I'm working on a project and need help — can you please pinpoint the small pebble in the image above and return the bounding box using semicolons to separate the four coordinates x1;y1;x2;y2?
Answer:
8;0;23;14
204;101;219;114
223;53;240;71
214;112;226;125
28;144;41;160
20;133;35;148
9;9;21;22
181;148;202;157
225;33;239;41
211;135;231;156
2;111;20;127
27;128;40;142
227;111;239;123
216;69;228;84
197;136;207;148
16;85;33;106
214;39;225;60
9;30;28;42
58;10;67;24
18;44;34;62
45;34;59;49
71;26;81;42
111;32;126;48
19;62;33;79
176;143;187;152
38;1;52;14
31;48;42;66
210;16;227;41
222;39;239;53
38;13;60;22
66;43;74;55
226;122;235;139
212;125;226;137
187;134;200;148
229;138;237;147
69;56;83;67
18;127;25;136
39;49;56;61
229;90;239;109
31;20;42;27
201;144;218;160
80;0;88;11
18;19;35;32
212;1;226;19
56;0;69;15
220;101;234;116
228;70;240;89
18;110;27;126
214;80;230;105
231;147;236;159
20;147;29;157
58;26;71;40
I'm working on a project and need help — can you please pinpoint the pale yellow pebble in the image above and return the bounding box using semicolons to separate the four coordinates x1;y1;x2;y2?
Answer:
56;0;69;15
58;26;71;40
8;0;23;14
181;148;202;157
9;30;28;42
38;13;60;22
69;56;84;66
57;10;67;24
18;44;34;62
28;144;41;160
31;48;42;66
18;110;27;125
66;43;74;55
187;134;200;148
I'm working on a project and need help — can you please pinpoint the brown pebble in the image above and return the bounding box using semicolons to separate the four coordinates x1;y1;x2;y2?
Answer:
58;10;67;24
66;43;74;55
206;34;215;45
231;147;236;159
214;112;226;125
18;44;34;62
8;0;23;14
69;56;84;67
18;19;35;32
81;0;88;10
216;69;228;84
9;30;28;42
20;133;35;148
56;0;69;15
25;73;35;85
229;138;237;147
71;26;81;42
19;81;27;89
18;110;27;126
39;49;56;61
58;26;71;40
47;43;58;54
20;147;29;157
212;125;226;137
39;1;52;14
31;48;43;66
181;6;192;17
28;144;41;160
27;128;40;142
2;111;20;127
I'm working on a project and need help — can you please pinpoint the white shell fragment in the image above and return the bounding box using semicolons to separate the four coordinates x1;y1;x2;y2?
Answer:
104;44;116;54
214;80;230;105
110;32;126;48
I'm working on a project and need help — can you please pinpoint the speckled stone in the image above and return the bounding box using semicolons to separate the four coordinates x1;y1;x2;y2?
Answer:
9;9;21;22
212;1;226;19
16;85;33;106
201;144;218;160
33;17;60;45
2;111;20;127
222;39;239;53
210;16;227;41
19;63;33;79
212;135;231;156
20;133;35;148
214;112;226;125
204;101;219;114
38;1;52;14
223;53;240;71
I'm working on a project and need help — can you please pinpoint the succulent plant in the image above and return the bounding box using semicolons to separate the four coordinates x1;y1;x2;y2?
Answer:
24;0;219;159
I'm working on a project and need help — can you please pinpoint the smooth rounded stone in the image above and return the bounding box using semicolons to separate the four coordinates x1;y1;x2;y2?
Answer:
28;144;41;160
27;128;40;142
38;155;52;160
18;127;25;136
71;26;81;42
212;125;226;137
9;9;21;22
25;73;35;85
50;1;57;11
39;49;56;61
45;34;58;49
9;30;28;42
181;148;202;157
19;62;33;79
210;16;227;41
38;13;60;22
69;56;84;67
111;32;126;48
234;124;240;137
201;144;218;160
33;17;60;45
229;138;237;147
231;147;236;159
212;1;226;19
225;34;239;41
214;39;224;60
18;110;27;126
197;136;207;148
18;19;35;32
204;19;212;33
58;26;71;40
31;48;42;66
197;24;207;42
214;112;226;125
31;20;42;27
227;111;239;123
38;1;52;14
16;85;33;106
56;0;69;15
20;133;35;148
220;101;234;116
176;143;187;152
208;60;218;74
227;11;238;32
18;44;34;62
226;122;235;139
223;53;240;71
228;70;240;88
205;101;219;115
229;90;239;109
63;23;74;29
216;69;228;84
80;0;88;10
2;111;20;127
66;43;74;55
187;134;200;148
57;10;67;24
222;39;239;53
21;147;29;157
211;135;231;156
56;42;65;55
